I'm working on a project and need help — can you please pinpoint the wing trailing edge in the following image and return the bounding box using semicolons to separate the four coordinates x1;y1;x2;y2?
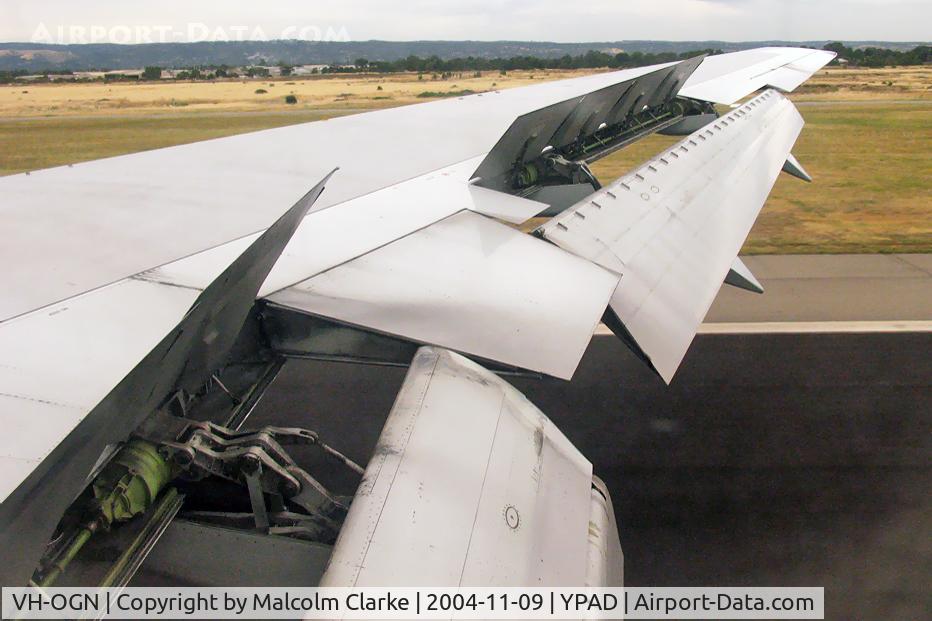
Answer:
538;90;806;383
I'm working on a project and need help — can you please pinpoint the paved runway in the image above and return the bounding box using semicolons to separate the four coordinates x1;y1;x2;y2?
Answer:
707;254;932;323
248;254;931;618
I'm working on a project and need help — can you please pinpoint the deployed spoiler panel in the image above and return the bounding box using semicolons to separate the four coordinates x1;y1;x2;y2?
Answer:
0;172;335;586
471;56;706;194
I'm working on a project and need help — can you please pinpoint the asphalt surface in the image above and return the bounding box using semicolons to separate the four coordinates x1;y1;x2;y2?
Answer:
247;254;931;619
706;254;932;323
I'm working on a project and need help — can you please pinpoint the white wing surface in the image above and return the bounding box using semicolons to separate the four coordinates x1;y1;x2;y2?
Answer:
538;90;806;382
679;47;835;104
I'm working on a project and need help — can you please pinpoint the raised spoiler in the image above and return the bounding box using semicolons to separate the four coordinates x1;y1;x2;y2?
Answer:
0;171;337;585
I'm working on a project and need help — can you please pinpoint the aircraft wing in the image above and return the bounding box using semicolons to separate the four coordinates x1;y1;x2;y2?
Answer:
0;47;832;585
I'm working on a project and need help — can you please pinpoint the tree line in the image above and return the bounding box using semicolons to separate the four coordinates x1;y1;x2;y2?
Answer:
2;43;928;84
823;42;930;67
335;49;723;73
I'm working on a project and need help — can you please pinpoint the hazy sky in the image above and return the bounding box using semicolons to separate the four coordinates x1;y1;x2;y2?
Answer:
1;0;929;44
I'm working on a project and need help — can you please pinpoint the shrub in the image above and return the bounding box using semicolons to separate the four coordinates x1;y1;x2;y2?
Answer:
254;88;267;94
285;94;298;104
416;89;475;98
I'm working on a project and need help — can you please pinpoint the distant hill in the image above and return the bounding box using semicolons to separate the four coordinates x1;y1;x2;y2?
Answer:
0;39;926;71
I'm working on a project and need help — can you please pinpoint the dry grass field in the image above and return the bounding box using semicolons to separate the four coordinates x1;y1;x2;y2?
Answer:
791;65;932;101
0;111;339;174
588;99;932;254
0;70;567;117
1;65;929;253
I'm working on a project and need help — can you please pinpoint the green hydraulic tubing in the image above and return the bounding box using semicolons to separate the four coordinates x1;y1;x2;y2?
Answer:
98;487;182;588
33;528;93;587
33;439;174;587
